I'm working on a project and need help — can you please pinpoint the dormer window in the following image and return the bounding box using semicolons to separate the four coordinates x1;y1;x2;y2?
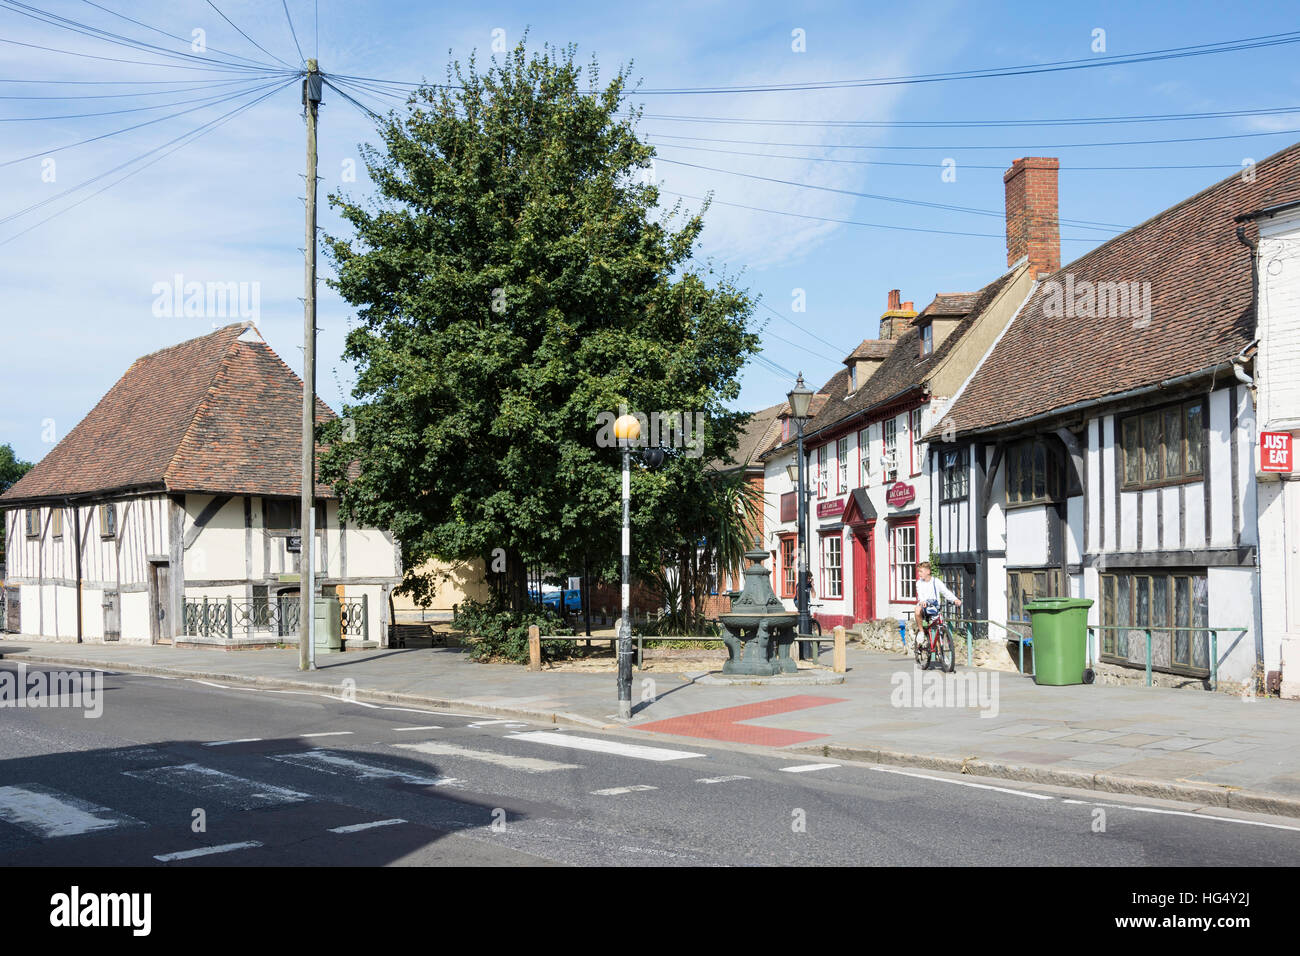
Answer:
919;322;934;357
849;365;858;392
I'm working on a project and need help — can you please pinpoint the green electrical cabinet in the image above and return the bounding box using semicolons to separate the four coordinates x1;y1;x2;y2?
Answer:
313;597;342;653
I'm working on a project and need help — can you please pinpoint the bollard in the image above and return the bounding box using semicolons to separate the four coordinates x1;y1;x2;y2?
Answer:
832;625;847;674
527;624;541;672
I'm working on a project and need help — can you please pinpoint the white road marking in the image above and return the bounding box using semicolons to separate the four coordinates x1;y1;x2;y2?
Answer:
269;750;458;787
186;679;231;689
509;731;704;762
0;784;143;838
467;719;514;727
325;695;381;708
1075;800;1300;832
299;732;353;738
154;841;262;862
202;738;263;747
779;763;840;773
328;818;408;834
591;785;657;796
124;764;309;808
870;766;1053;800
393;741;581;773
382;707;481;717
696;775;751;784
393;725;444;732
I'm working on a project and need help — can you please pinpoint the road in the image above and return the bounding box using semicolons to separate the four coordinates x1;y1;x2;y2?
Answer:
1;662;1297;866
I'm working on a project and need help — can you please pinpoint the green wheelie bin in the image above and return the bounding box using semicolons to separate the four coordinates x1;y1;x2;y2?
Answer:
1022;597;1094;686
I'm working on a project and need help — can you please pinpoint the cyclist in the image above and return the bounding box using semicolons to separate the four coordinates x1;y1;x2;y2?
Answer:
913;561;960;643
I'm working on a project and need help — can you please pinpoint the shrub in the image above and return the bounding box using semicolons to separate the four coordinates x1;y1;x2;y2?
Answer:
453;598;576;664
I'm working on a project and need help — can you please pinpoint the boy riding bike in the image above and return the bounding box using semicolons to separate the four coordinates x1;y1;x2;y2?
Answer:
913;561;960;644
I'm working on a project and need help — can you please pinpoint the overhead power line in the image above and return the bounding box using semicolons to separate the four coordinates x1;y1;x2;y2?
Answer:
329;30;1300;95
633;103;1300;130
281;0;306;65
0;78;295;246
0;0;289;74
656;156;1124;231
647;125;1300;152
658;189;1106;243
0;79;290;121
77;0;286;70
649;140;1241;173
202;0;297;70
0;76;288;167
0;33;291;73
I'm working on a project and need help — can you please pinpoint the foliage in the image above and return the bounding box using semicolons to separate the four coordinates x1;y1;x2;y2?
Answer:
452;597;575;664
0;443;32;565
0;443;31;493
319;40;758;613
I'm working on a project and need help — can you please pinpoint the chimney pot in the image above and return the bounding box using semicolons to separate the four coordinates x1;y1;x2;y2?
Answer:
902;301;913;311
888;289;901;310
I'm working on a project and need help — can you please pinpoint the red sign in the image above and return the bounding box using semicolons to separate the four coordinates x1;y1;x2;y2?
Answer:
886;481;916;508
1261;431;1293;473
816;498;845;519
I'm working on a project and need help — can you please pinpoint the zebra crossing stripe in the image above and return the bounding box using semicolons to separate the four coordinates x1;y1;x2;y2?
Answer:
0;784;144;839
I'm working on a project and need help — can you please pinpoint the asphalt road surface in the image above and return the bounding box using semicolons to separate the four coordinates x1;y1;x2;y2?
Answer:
1;662;1297;866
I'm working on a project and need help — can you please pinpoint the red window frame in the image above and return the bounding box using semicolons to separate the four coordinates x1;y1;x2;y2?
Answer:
888;517;919;604
857;428;868;488
778;534;797;598
819;529;843;599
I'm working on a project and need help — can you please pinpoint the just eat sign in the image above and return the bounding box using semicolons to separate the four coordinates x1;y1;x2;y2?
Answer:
1261;431;1293;473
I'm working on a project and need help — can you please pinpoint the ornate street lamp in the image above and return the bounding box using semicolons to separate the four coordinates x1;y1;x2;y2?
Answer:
786;374;814;653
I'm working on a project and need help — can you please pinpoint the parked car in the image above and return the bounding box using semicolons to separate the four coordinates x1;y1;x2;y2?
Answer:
529;588;582;614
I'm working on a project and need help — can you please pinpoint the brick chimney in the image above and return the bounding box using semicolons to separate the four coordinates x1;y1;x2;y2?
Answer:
1004;157;1060;277
879;289;917;340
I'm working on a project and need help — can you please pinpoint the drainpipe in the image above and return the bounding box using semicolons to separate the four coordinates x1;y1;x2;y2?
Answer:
1236;224;1266;691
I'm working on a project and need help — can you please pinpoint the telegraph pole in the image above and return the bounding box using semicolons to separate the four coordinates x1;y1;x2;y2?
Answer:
299;60;322;671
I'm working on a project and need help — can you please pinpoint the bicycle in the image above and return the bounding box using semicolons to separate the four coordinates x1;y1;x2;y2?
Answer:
914;601;956;673
805;603;823;637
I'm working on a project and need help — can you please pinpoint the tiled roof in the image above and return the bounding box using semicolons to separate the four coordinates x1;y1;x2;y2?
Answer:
916;292;979;319
727;401;787;468
844;339;895;362
802;269;1017;443
2;324;338;503
937;141;1300;437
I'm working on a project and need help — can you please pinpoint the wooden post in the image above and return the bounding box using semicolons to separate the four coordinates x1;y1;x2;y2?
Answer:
527;624;541;672
833;625;847;674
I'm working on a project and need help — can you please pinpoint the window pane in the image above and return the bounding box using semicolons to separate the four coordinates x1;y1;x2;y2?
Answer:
1185;404;1203;474
1173;576;1190;665
1191;576;1209;670
1018;443;1033;502
1152;576;1171;669
1116;574;1131;657
1142;413;1161;481
1101;576;1116;655
1164;407;1183;478
1033;443;1047;500
1123;419;1141;485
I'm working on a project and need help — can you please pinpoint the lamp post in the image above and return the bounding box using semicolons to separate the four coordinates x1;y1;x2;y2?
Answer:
786;375;814;655
612;414;663;720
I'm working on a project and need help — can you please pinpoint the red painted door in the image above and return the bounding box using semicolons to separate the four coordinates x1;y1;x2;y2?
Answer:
852;526;875;622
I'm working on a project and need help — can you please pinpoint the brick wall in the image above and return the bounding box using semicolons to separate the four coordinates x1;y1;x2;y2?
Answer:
1004;156;1060;277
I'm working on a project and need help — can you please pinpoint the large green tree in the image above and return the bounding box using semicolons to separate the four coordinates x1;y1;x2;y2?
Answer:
0;443;33;566
320;42;758;610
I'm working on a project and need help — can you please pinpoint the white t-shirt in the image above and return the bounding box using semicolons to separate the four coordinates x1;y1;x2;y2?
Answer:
916;577;958;606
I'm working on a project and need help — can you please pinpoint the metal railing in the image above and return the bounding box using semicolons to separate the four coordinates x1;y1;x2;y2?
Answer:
945;616;1243;690
1085;625;1243;692
184;595;369;641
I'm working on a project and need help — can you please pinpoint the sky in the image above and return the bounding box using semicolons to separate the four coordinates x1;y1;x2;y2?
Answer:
3;0;1299;464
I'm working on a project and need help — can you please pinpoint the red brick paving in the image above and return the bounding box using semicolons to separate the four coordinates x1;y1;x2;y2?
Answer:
633;695;848;747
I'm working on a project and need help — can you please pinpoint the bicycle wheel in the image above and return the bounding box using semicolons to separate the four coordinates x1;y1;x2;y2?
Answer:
938;625;957;673
914;627;928;668
811;619;822;637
